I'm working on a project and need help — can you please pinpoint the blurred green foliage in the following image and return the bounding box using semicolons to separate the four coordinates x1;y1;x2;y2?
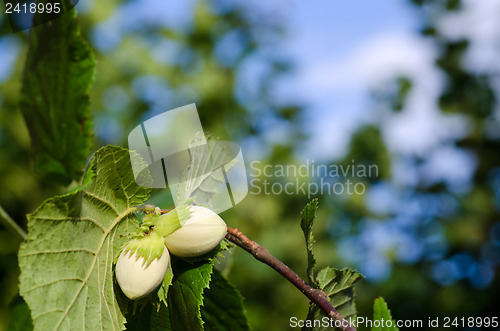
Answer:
1;0;499;330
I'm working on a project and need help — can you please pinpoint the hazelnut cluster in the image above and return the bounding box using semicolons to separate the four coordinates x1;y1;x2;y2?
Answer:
115;206;227;300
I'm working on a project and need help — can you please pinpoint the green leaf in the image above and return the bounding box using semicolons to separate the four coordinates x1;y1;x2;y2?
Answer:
201;269;250;331
126;257;215;331
300;199;319;286
166;258;215;330
18;146;152;331
156;262;174;309
19;7;95;185
304;267;364;331
125;304;170;331
127;258;246;331
372;297;398;331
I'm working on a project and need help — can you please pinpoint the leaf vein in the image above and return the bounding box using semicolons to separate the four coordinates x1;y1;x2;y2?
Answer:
109;227;121;330
83;191;120;216
101;232;114;330
19;248;97;257
33;308;65;321
111;149;130;208
34;216;106;233
25;277;85;293
53;207;136;330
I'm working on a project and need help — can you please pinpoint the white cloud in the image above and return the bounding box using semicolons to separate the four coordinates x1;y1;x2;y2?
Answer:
296;31;471;158
437;0;500;74
420;145;477;192
300;32;438;94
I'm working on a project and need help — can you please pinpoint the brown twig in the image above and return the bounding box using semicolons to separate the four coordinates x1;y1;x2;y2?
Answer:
226;227;356;331
0;204;27;242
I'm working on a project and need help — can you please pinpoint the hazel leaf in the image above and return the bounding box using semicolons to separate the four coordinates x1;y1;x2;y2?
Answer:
18;146;151;331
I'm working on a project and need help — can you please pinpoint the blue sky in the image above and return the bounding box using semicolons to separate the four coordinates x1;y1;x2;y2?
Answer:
285;0;419;62
280;0;422;159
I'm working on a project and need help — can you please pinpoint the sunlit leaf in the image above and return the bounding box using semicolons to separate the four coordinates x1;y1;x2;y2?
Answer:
304;267;364;331
18;146;151;331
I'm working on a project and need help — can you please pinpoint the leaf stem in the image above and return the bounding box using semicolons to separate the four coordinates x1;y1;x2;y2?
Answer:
0;204;27;242
226;227;356;331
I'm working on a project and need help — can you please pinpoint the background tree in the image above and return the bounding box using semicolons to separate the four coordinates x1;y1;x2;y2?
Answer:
1;0;499;330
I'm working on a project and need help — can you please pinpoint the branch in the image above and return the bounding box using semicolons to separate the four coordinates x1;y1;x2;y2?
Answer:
0;204;27;242
156;207;355;330
226;227;356;331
